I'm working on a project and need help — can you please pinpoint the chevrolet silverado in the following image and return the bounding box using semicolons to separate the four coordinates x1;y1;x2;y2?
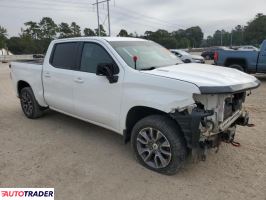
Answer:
10;37;260;174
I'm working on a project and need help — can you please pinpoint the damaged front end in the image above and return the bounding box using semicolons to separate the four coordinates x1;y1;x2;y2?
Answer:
170;91;250;160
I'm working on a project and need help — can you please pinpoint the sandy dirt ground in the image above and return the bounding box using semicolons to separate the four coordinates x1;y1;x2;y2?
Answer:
0;63;266;200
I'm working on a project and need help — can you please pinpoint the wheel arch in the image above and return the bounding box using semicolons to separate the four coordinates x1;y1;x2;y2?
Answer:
17;80;31;97
224;58;247;70
16;80;47;107
123;106;174;143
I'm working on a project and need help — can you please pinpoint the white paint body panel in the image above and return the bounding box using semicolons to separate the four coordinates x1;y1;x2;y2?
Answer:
143;63;258;87
10;62;46;106
42;64;75;115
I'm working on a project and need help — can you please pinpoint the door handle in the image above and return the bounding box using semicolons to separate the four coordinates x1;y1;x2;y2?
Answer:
74;77;84;84
43;72;51;78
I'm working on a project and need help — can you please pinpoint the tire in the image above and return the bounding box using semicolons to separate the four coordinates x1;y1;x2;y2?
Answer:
229;64;244;72
184;59;191;63
131;115;188;175
20;87;44;119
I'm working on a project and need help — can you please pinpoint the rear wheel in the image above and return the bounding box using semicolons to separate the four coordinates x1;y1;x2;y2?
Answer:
131;115;188;175
20;87;44;119
229;64;244;72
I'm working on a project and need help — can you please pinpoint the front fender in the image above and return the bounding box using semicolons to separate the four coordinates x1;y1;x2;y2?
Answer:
119;72;200;132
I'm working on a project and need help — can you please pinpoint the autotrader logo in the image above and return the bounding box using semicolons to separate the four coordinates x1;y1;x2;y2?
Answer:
0;188;54;200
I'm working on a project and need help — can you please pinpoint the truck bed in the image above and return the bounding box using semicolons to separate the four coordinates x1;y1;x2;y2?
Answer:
216;50;259;72
10;59;45;106
217;50;259;61
14;59;44;65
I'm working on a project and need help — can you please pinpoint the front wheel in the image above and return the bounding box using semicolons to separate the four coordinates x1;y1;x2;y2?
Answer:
131;115;188;175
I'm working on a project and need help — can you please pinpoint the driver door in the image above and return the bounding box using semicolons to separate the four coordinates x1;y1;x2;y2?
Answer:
73;42;124;131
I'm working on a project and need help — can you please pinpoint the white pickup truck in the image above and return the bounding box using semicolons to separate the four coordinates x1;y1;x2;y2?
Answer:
10;37;260;175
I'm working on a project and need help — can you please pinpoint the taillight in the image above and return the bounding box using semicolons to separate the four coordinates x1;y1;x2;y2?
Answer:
214;52;218;62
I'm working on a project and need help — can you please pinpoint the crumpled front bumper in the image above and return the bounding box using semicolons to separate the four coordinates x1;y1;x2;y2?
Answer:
170;108;213;149
219;108;249;132
170;107;249;149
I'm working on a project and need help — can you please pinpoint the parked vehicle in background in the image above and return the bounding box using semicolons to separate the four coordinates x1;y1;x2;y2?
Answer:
201;46;230;60
214;40;266;73
33;54;45;59
170;49;205;63
0;48;12;56
237;46;259;51
10;37;260;175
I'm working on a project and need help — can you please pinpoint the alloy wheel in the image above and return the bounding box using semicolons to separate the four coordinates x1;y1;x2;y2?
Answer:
136;127;172;169
21;91;33;116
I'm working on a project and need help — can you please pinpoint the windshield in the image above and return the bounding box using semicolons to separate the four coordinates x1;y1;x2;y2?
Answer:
109;40;183;70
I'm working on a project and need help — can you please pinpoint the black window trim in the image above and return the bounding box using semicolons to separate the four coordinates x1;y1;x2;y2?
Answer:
78;41;120;74
49;41;82;71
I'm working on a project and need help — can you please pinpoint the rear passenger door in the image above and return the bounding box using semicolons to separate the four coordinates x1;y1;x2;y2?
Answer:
43;42;80;115
73;42;124;131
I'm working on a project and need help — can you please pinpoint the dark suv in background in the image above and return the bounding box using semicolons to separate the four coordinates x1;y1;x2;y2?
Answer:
201;47;229;60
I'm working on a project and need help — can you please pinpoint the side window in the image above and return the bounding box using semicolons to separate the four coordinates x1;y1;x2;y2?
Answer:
175;52;181;57
51;42;78;70
80;43;114;73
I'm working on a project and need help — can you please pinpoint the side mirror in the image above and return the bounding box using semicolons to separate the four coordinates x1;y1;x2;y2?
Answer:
96;63;119;84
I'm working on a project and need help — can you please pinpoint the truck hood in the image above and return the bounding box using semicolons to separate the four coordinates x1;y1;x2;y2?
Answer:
142;63;260;94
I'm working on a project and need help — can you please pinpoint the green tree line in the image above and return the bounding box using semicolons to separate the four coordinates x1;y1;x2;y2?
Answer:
0;26;8;49
0;13;265;54
204;13;266;47
1;17;104;54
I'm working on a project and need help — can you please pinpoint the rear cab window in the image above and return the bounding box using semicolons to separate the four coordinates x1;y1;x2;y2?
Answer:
50;42;79;70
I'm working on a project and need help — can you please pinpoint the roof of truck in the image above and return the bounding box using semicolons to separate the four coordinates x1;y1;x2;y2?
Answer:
54;37;146;43
104;37;146;42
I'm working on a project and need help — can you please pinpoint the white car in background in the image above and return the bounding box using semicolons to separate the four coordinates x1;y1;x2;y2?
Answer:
237;46;259;51
170;49;205;63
